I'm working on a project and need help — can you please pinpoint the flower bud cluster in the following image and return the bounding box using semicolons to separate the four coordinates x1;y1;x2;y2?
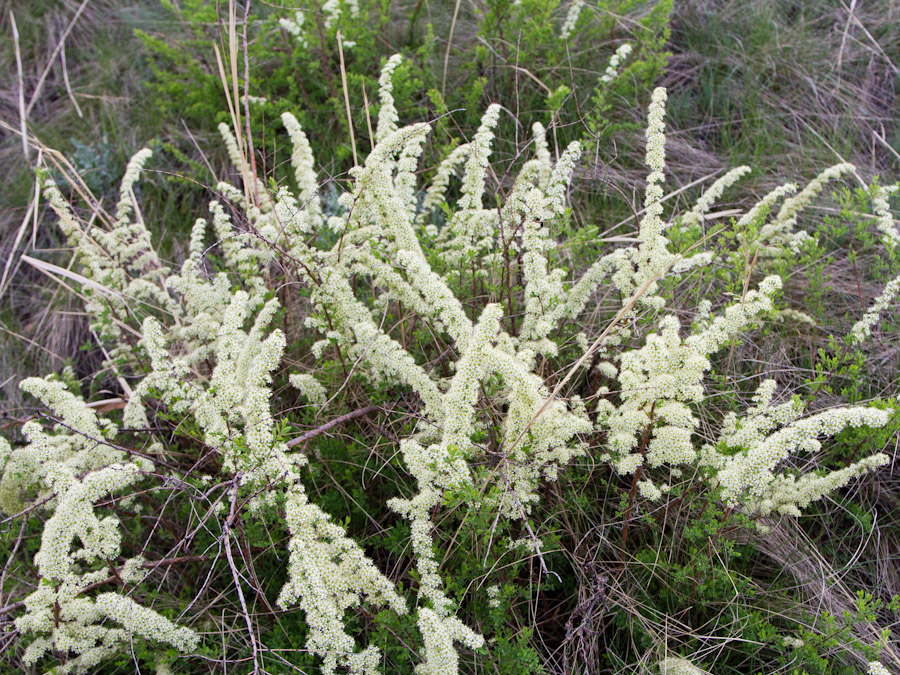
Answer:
708;379;891;513
559;0;585;40
599;43;633;84
599;277;781;474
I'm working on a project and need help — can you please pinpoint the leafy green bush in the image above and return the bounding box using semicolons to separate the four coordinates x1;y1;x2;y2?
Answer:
136;0;671;174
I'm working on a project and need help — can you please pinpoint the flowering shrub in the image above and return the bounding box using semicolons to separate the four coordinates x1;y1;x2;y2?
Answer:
1;55;898;675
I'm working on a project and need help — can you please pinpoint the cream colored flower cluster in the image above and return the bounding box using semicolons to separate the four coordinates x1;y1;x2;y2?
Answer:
630;87;670;303
658;658;707;675
598;276;781;475
1;377;198;672
752;163;855;257
278;488;407;675
599;43;633;84
385;308;504;642
127;292;302;489
440;104;503;266
279;0;359;47
42;156;176;364
559;0;585;40
376;54;404;143
600;86;709;313
517;141;583;351
849;273;900;344
290;373;328;406
848;182;900;345
419;142;470;226
416;608;485;675
872;182;900;246
1;377;122;515
703;380;891;516
279;10;308;48
532;122;553;184
322;0;359;30
282;111;323;227
680;166;751;229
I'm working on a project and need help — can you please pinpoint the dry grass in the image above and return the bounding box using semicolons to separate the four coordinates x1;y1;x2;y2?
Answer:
664;0;900;184
743;518;900;671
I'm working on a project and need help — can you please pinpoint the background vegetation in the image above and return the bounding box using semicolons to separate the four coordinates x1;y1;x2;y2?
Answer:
1;0;899;673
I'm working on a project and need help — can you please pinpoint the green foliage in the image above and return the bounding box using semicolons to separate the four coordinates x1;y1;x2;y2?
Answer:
135;0;672;177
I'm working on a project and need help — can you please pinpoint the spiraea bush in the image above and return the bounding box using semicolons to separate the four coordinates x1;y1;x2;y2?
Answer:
2;53;899;675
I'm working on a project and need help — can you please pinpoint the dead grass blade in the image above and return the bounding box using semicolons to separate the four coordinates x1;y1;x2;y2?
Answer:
21;255;124;305
212;0;252;207
441;0;463;100
0;183;37;301
60;42;83;118
336;29;358;166
9;11;28;158
23;0;91;118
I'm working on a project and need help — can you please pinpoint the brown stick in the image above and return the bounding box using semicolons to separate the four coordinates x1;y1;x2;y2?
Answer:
621;402;656;550
286;405;382;448
222;479;261;674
